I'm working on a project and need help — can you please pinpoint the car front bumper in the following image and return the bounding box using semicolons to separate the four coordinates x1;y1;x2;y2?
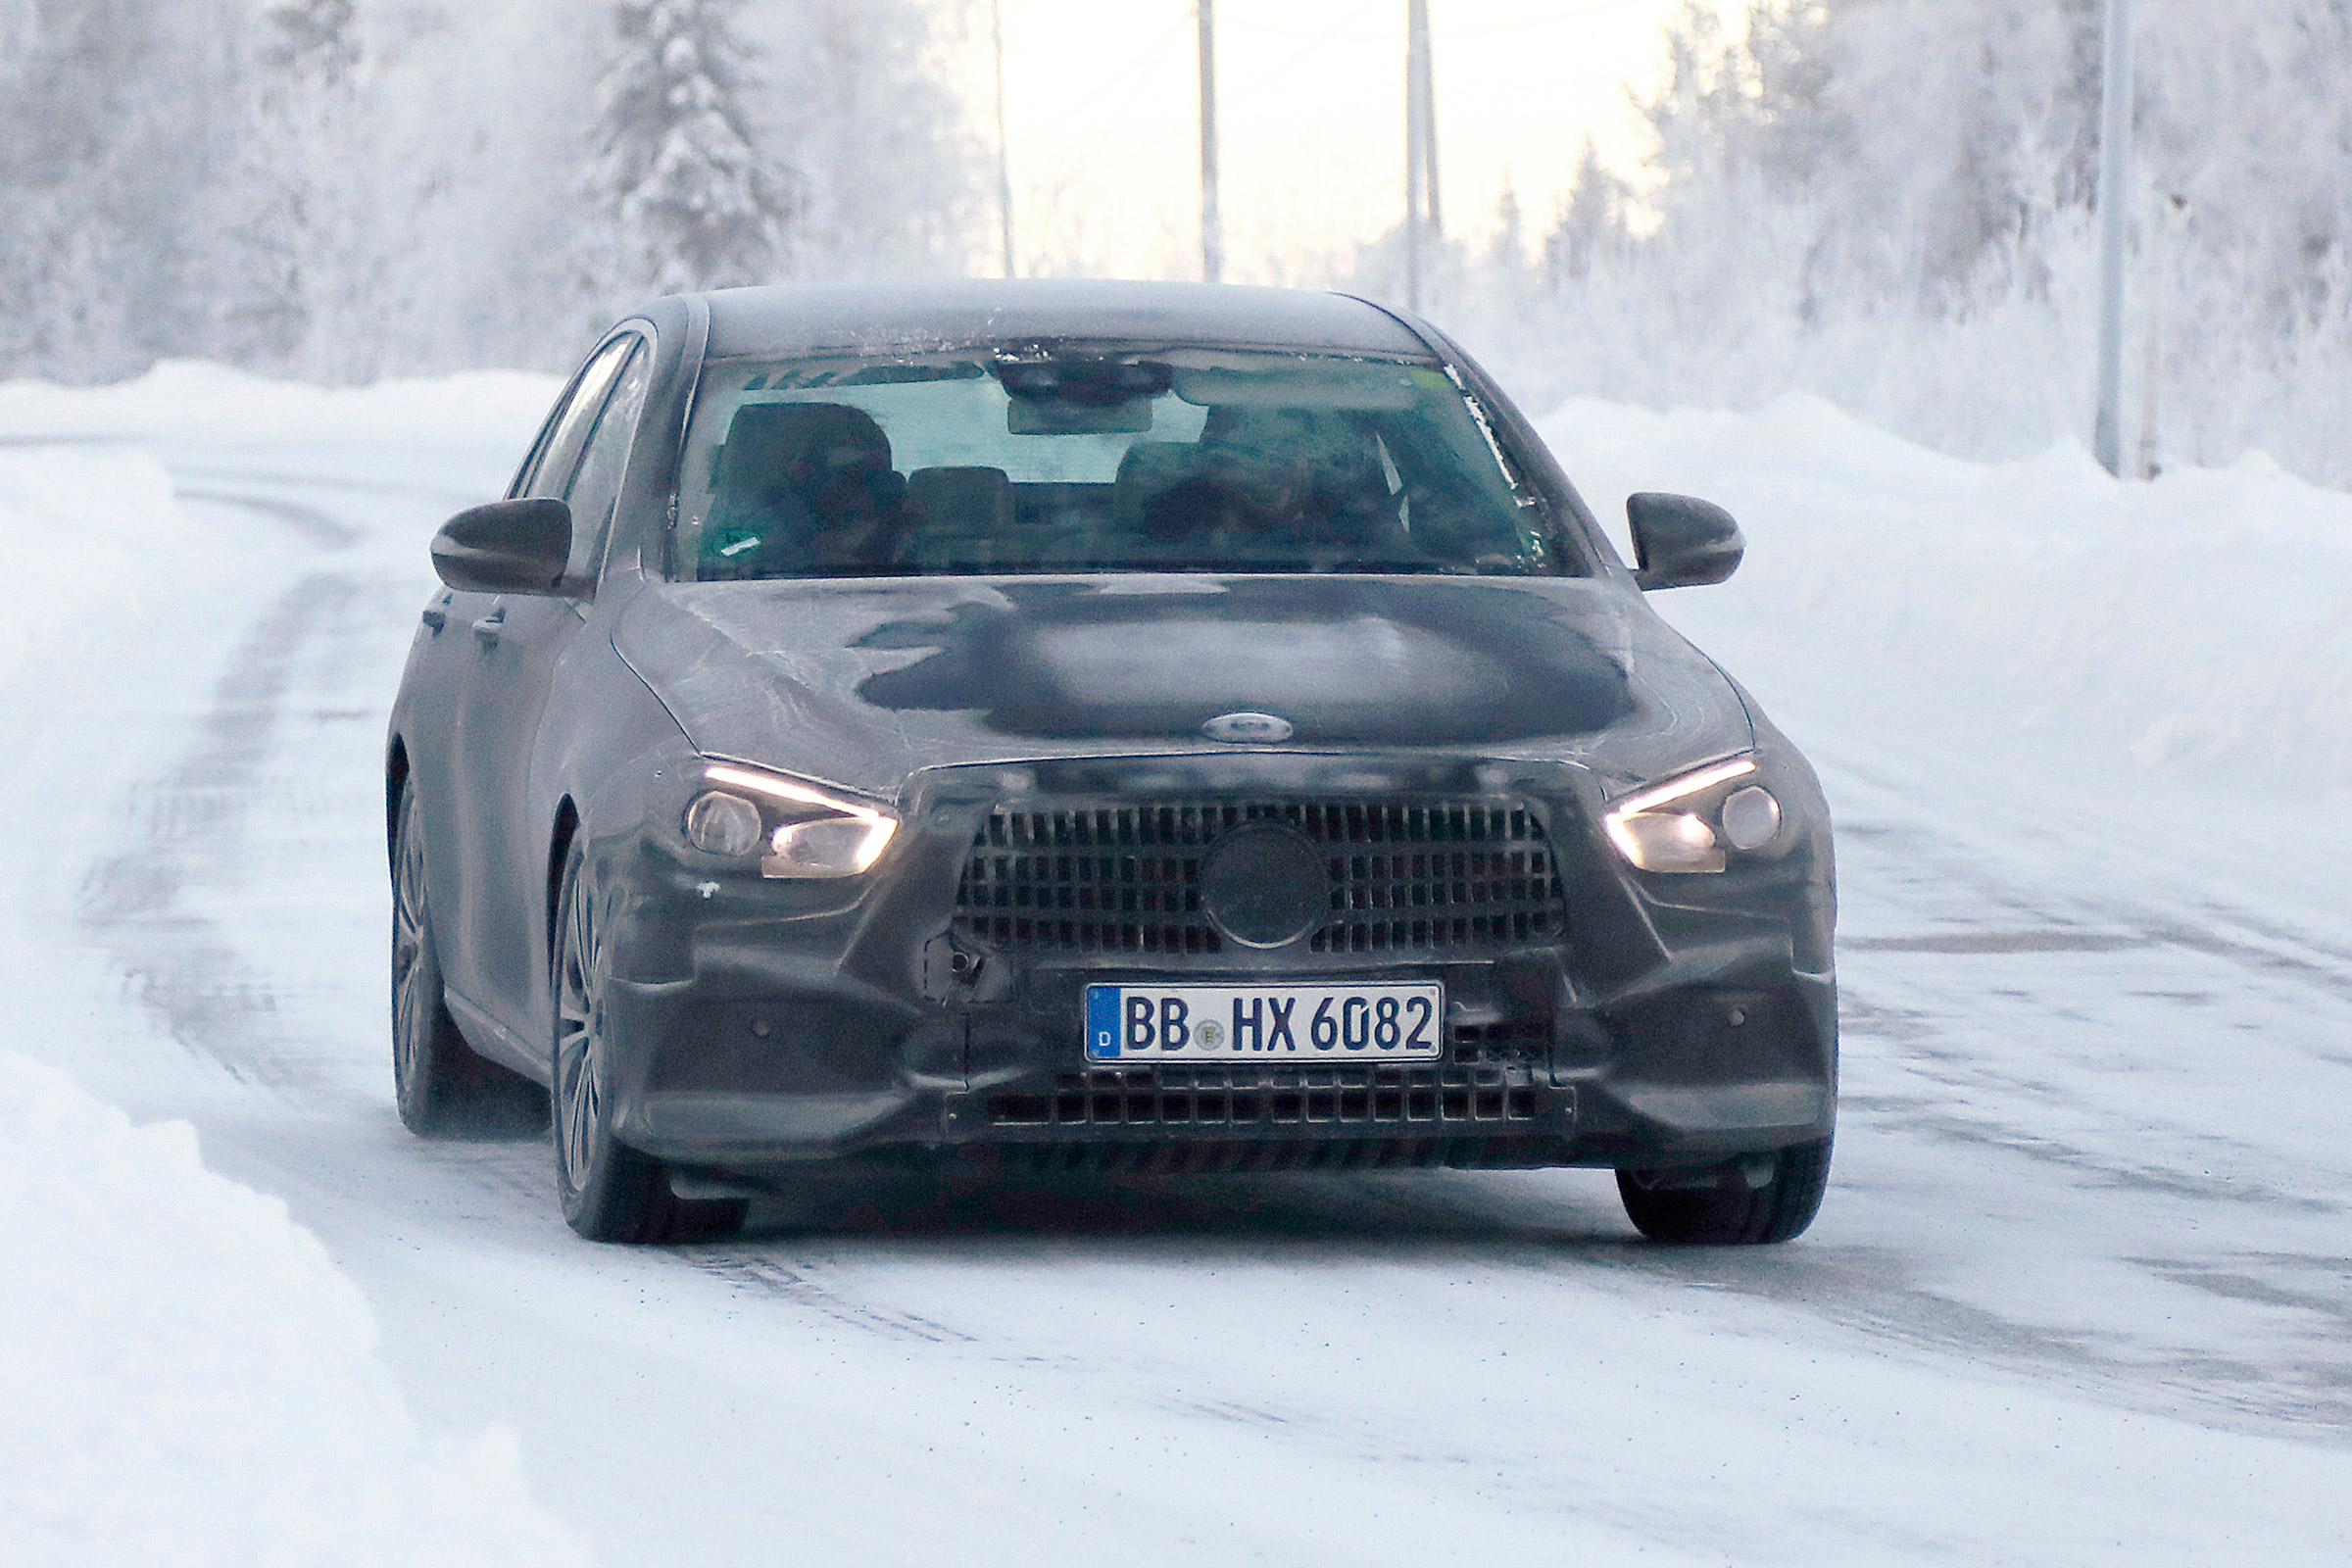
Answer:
589;753;1838;1179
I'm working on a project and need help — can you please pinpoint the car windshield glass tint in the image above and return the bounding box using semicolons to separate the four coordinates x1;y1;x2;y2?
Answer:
672;348;1575;579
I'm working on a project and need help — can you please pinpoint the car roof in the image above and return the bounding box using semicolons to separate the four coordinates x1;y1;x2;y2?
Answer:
693;278;1434;361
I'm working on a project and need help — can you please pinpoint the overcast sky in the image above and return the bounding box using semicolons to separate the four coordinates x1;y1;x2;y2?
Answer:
965;0;1728;281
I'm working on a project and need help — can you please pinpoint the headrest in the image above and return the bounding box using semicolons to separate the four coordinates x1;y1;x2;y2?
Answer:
712;403;895;516
905;466;1012;537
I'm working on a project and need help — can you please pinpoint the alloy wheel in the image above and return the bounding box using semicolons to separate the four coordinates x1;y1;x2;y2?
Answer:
391;797;435;1092
554;861;606;1195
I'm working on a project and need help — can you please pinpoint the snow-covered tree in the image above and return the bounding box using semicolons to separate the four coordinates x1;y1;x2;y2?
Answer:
1487;181;1527;274
1413;0;2352;486
1643;0;2099;314
0;0;976;385
585;0;797;303
0;0;243;380
221;0;370;377
753;0;984;281
1542;137;1628;291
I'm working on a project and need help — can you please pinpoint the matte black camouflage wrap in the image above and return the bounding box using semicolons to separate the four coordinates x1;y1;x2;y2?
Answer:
388;280;1835;1190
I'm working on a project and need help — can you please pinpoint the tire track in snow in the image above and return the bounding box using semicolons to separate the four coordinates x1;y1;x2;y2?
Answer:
680;1250;975;1343
169;464;486;511
83;476;997;1349
80;562;360;1095
172;485;360;549
1821;759;2352;1437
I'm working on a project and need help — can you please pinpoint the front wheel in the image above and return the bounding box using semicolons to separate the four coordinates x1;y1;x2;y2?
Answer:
551;843;745;1244
1617;1136;1833;1245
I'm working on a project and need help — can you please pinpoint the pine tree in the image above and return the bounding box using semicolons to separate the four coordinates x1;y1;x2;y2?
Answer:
586;0;796;300
1543;138;1626;291
1487;181;1526;274
758;0;983;279
219;0;368;377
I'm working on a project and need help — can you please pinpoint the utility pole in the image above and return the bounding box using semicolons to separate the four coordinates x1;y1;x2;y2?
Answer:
1404;0;1433;311
1401;0;1420;310
2135;194;2163;480
1418;4;1441;242
991;0;1015;278
2093;0;2133;476
2137;192;2185;479
1199;0;1223;284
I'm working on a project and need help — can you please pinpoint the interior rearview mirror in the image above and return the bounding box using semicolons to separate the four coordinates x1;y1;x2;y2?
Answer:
430;499;574;596
1627;493;1743;590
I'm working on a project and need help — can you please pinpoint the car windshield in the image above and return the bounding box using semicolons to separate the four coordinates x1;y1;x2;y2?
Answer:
670;347;1580;579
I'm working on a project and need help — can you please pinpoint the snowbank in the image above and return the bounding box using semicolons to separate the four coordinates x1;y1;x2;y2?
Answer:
0;408;581;1564
1544;392;2352;808
0;1055;584;1566
0;360;561;447
0;445;192;688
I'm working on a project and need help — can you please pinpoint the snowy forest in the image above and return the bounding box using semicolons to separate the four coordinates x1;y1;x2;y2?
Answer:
0;0;980;382
1405;0;2352;485
7;0;2352;484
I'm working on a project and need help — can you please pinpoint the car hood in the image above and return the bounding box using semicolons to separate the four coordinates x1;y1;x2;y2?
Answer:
611;574;1754;801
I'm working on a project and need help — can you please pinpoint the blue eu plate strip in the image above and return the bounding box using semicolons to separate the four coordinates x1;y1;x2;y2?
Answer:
1085;985;1121;1060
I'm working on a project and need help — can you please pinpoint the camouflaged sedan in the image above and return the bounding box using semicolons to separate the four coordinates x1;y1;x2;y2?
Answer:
387;279;1838;1245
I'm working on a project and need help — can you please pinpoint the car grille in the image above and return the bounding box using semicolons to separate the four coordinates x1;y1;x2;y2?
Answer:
954;798;1565;955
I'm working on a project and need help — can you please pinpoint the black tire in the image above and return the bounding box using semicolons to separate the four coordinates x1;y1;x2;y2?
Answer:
1617;1136;1834;1246
391;780;548;1138
551;843;746;1244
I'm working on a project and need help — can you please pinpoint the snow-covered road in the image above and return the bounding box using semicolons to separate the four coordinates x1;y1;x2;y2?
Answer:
8;376;2348;1564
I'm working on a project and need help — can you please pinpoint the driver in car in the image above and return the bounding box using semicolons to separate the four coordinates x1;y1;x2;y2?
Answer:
1144;407;1412;561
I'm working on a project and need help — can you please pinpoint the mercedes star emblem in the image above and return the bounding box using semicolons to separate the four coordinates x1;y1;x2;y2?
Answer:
1201;710;1295;744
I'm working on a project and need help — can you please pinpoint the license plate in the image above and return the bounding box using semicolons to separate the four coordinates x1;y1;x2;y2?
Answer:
1085;982;1444;1063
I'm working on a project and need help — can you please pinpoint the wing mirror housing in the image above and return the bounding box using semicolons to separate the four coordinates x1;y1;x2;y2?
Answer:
1628;492;1744;590
430;499;575;595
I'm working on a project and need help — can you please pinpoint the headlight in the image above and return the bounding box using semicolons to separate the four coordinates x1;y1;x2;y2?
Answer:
682;791;762;857
1601;757;1781;873
684;761;898;877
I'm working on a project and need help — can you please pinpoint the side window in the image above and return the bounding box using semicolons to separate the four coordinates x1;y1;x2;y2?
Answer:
561;339;653;581
516;336;636;502
507;378;573;499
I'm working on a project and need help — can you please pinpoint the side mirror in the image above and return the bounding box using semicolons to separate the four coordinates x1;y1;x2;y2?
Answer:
430;499;574;595
1627;492;1743;590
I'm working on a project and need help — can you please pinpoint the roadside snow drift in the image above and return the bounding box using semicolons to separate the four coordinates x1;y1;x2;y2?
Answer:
0;1055;584;1566
0;386;579;1567
1544;392;2352;925
0;360;562;448
1545;391;2352;797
